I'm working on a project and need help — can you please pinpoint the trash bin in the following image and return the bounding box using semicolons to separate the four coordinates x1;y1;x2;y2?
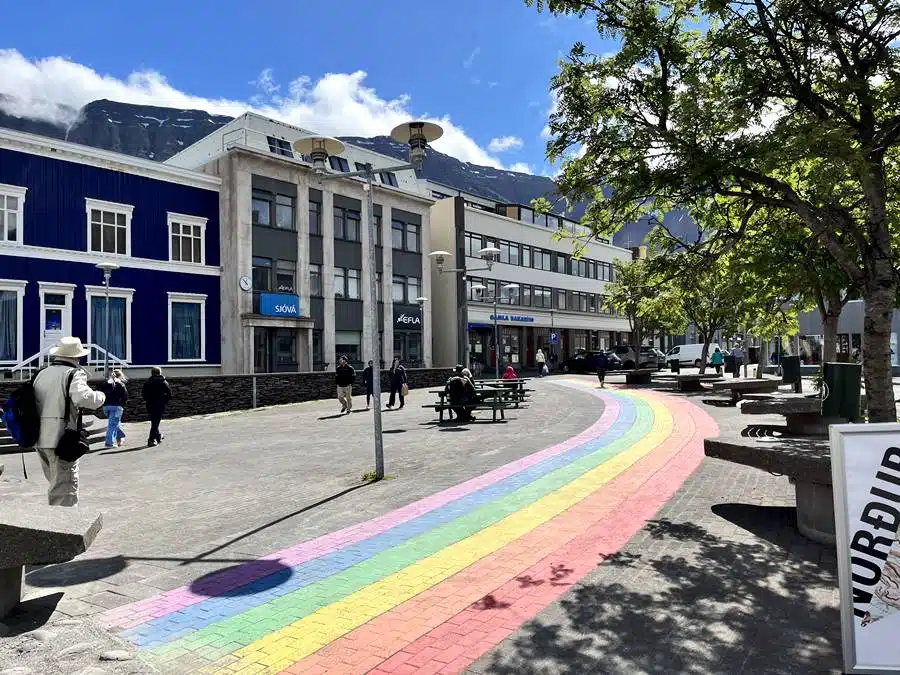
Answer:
724;354;736;376
669;359;680;373
822;361;862;421
781;355;802;393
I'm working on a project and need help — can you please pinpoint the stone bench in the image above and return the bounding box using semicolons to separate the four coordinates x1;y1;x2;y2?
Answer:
673;373;724;392
711;378;781;403
624;368;656;385
0;507;102;618
704;432;834;546
739;394;846;435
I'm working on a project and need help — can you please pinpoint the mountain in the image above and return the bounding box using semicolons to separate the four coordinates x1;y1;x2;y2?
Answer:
0;97;697;246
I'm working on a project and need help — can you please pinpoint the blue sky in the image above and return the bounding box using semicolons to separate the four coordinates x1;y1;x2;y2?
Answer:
0;0;612;174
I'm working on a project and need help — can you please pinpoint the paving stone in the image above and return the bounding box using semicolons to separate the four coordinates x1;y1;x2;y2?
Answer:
98;650;133;662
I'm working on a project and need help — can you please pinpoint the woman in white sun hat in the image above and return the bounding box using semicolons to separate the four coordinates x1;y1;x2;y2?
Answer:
32;337;106;506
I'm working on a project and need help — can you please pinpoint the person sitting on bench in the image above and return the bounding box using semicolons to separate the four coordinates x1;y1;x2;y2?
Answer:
446;367;478;422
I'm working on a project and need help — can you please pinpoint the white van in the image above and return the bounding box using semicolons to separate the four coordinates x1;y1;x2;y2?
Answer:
665;343;718;368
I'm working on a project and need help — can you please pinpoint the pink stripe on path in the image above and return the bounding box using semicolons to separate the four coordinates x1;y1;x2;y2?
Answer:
99;393;623;630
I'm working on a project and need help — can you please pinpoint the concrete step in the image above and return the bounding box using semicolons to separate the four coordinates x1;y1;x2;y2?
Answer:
0;418;105;453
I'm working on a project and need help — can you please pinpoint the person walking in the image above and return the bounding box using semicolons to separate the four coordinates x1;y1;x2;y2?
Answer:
535;348;546;377
142;367;172;446
710;346;725;375
33;337;106;506
387;358;408;409
101;369;129;448
596;349;610;388
363;360;374;409
730;343;744;378
335;355;356;414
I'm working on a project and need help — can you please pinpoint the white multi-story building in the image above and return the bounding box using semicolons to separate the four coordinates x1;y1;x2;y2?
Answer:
166;112;434;372
427;183;633;370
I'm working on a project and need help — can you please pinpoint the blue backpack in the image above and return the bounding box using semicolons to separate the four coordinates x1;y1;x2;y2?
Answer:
2;374;41;449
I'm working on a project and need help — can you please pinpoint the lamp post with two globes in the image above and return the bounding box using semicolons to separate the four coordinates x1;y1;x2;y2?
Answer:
293;122;443;481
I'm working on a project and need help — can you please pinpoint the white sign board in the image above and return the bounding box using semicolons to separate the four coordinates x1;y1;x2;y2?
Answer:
831;423;900;673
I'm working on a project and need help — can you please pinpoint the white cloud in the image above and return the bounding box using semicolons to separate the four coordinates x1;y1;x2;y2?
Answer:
0;49;519;169
463;47;481;69
509;162;534;174
488;135;524;152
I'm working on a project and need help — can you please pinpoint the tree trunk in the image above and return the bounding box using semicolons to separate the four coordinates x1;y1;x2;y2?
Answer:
699;335;711;375
756;341;768;379
862;283;897;422
820;291;843;363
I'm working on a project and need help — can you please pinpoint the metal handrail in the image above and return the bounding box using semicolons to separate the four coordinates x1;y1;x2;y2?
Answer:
3;343;128;380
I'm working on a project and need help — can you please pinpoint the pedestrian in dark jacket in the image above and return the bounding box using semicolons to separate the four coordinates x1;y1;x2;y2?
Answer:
596;351;610;388
142;366;172;446
387;358;408;409
101;369;129;448
363;360;374;409
335;355;356;414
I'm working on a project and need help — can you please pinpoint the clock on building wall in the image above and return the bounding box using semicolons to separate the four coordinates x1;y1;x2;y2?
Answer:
239;276;252;292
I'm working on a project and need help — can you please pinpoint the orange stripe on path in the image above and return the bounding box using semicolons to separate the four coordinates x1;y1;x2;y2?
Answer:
282;391;717;675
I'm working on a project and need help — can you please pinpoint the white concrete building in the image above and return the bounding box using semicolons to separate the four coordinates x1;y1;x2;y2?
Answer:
427;184;633;370
166;112;434;373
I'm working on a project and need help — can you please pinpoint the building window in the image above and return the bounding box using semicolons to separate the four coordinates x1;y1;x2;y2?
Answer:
556;289;567;310
391;220;404;250
392;274;406;303
252;190;295;230
168;213;207;264
374;214;383;246
533;286;552;308
310;264;322;296
313;329;324;368
589;294;598;312
556;255;567;275
379;171;399;187
335;330;362;365
522;245;531;268
309;201;321;235
252;190;271;227
391;220;420;252
500;284;519;305
499;241;519;265
355;162;367;172
329;156;350;172
252;257;272;291
376;272;383;301
465;233;481;257
405;222;420;253
275;259;296;293
532;249;552;271
519;207;533;223
86;285;134;363
0;279;26;364
0;184;26;245
589;260;597;279
335;267;361;299
86;198;132;256
407;277;421;303
521;284;532;307
334;207;361;241
275;194;294;230
168;292;206;361
266;136;293;157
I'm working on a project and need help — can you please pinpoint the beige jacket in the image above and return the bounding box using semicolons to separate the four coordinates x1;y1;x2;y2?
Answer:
33;362;106;449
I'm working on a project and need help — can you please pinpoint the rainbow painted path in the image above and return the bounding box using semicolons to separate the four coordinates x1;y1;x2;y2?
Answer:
98;382;717;674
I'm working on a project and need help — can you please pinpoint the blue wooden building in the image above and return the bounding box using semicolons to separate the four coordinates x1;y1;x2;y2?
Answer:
0;128;221;377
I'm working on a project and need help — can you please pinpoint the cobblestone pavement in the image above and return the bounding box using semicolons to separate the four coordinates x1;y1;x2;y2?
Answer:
1;374;843;674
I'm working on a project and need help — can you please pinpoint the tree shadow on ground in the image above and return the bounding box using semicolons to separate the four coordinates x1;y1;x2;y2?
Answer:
484;507;841;675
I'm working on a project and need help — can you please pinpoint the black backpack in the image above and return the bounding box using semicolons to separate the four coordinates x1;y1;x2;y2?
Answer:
1;373;41;449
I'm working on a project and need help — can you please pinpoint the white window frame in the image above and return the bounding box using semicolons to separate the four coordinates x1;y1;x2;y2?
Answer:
0;279;27;364
0;183;27;246
85;197;134;257
167;212;207;265
85;285;135;363
167;292;207;363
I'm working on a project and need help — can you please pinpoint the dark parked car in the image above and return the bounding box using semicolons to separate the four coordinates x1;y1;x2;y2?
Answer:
561;350;607;373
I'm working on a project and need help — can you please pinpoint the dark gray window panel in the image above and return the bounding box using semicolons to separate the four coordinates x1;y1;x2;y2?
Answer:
375;254;383;273
335;299;364;330
373;203;383;217
378;302;384;332
252;226;297;261
334;239;362;268
310;297;325;328
391;208;422;226
309;234;324;265
334;194;362;211
309;187;323;202
392;250;423;278
252;174;297;197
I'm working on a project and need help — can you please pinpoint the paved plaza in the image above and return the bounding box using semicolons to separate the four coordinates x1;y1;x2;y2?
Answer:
0;376;841;674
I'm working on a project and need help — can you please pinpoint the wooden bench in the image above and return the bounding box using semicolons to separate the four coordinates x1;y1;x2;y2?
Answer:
711;378;781;403
704;432;834;545
673;373;724;392
0;507;103;618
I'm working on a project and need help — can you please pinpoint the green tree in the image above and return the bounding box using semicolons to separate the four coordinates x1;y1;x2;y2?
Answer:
528;0;900;421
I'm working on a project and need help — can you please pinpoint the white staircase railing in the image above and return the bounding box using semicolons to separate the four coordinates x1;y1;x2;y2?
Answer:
2;343;128;381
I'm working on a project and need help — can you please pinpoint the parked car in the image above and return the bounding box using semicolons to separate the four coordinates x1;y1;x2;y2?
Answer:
649;347;667;369
608;345;659;370
561;350;612;373
665;343;718;368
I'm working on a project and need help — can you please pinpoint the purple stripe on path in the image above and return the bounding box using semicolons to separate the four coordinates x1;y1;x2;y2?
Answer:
99;393;621;630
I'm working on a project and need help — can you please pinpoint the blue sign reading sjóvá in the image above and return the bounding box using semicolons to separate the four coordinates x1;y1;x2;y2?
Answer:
260;293;301;317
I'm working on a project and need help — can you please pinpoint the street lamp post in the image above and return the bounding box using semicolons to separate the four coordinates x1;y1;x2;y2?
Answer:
471;283;519;379
294;122;443;481
95;263;120;378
